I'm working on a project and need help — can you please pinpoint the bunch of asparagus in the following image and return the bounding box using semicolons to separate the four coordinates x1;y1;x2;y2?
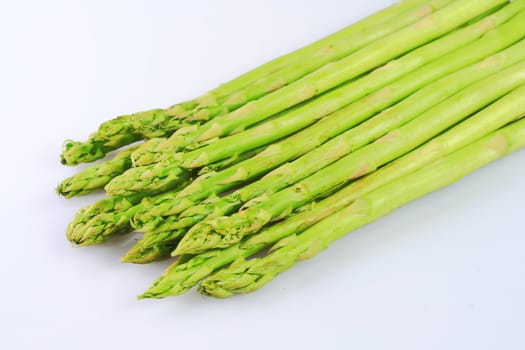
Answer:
58;0;525;299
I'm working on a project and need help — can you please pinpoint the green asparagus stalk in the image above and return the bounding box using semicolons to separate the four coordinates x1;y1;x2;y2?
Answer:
59;136;173;198
130;33;525;259
198;117;525;297
176;0;431;112
60;111;188;166
174;60;525;255
125;200;322;264
66;172;194;245
129;138;166;167
134;3;524;171
69;143;270;246
106;3;520;197
66;194;145;245
57;145;140;198
131;22;525;236
131;133;224;166
139;88;525;297
121;240;180;264
59;0;430;166
144;0;505;155
170;0;454;122
196;146;265;176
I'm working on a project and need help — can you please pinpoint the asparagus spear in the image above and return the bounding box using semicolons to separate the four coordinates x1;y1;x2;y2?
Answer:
124;30;525;260
138;84;525;298
144;0;505;155
57;145;140;198
59;0;430;166
133;2;523;170
131;23;525;235
198;117;525;297
121;240;180;264
106;3;520;197
67;143;270;246
66;171;194;246
174;61;525;255
66;194;145;245
125;201;321;264
60;135;181;197
173;0;431;112
60;111;188;166
181;0;454;121
129;138;166;167
196;146;266;176
125;199;323;263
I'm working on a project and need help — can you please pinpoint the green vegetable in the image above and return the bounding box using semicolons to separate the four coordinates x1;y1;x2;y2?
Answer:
198;116;525;297
66;194;146;245
57;145;139;198
146;0;506;154
105;1;518;197
131;13;525;238
59;0;432;166
175;60;525;255
139;85;525;298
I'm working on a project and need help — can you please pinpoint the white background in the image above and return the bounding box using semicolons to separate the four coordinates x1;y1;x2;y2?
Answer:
1;0;524;349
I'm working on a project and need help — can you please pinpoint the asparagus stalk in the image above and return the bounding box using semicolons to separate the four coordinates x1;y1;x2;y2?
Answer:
106;3;521;197
180;0;454;121
125;200;321;264
174;0;431;112
174;61;525;255
130;138;166;167
66;194;145;245
132;25;525;236
144;0;506;155
66;172;194;246
121;240;180;264
60;136;180;198
60;111;188;166
68;144;269;246
133;2;524;170
196;146;266;176
127;30;525;260
198;117;525;297
138;84;525;298
59;0;430;166
127;198;322;263
57;145;140;198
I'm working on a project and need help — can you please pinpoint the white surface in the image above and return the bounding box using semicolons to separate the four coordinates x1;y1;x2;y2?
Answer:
1;0;524;349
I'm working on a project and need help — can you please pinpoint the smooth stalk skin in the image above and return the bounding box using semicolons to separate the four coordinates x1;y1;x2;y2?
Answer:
147;0;506;154
198;118;525;297
137;32;525;235
127;0;438;166
60;0;428;166
57;145;140;198
107;3;518;197
174;61;525;255
129;14;525;235
170;0;454;123
196;147;265;176
139;92;525;298
66;194;145;245
175;0;430;113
